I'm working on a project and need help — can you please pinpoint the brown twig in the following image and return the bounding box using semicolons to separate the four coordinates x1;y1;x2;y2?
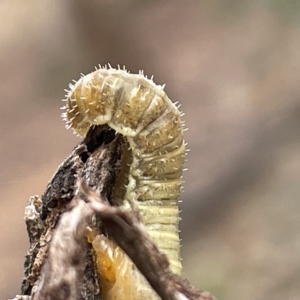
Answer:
10;125;216;300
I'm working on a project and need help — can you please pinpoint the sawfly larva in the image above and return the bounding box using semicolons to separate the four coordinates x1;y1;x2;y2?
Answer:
62;65;186;298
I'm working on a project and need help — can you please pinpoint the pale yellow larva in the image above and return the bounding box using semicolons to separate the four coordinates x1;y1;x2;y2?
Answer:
63;66;185;295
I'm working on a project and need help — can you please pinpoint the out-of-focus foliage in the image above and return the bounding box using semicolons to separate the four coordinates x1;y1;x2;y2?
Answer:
268;0;300;23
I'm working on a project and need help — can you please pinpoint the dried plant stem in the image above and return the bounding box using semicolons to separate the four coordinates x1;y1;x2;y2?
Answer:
10;125;216;300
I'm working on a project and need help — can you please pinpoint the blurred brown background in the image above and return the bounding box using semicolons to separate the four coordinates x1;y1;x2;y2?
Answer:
1;1;300;299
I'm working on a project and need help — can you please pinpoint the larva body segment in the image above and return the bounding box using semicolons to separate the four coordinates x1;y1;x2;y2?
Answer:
86;228;157;300
64;67;185;277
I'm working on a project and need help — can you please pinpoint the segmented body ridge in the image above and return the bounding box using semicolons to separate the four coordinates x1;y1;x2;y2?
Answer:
63;66;185;279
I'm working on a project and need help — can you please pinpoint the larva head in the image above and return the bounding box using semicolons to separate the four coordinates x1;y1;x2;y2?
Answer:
64;70;115;136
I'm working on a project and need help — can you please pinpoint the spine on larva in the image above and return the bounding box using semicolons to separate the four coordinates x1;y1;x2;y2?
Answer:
63;67;185;276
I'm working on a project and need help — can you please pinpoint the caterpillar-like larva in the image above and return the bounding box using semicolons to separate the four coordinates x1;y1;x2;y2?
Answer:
62;66;185;294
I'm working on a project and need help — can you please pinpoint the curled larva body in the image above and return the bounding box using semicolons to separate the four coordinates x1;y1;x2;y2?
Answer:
63;67;185;276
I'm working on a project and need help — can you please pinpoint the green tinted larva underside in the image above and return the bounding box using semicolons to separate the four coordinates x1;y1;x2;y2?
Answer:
62;66;185;276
